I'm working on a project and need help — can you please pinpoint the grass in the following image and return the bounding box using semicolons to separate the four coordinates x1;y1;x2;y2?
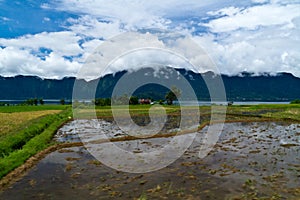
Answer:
0;110;62;137
227;104;300;121
73;104;200;119
72;103;300;122
0;113;64;157
262;108;300;121
229;103;300;111
0;105;69;113
0;106;72;179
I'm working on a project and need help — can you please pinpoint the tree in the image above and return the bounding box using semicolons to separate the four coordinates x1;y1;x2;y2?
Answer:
129;96;139;105
104;98;111;106
60;99;65;105
95;98;103;106
94;98;111;106
165;86;181;105
25;98;34;105
33;98;38;106
290;99;300;104
39;98;44;105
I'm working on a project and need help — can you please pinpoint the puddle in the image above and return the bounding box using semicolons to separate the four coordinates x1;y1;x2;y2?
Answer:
1;121;299;199
54;118;185;143
54;119;129;143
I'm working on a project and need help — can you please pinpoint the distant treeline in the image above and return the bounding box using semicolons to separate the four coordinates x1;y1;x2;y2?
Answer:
290;99;300;104
0;98;68;106
112;95;140;105
93;96;141;106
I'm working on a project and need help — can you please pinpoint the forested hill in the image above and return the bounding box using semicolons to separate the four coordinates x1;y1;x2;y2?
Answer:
0;69;299;101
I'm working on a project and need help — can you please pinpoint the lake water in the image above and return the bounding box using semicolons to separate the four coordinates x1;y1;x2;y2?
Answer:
0;99;71;105
0;99;290;106
173;100;290;106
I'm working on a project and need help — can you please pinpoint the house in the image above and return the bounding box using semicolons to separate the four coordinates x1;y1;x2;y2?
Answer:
139;98;151;104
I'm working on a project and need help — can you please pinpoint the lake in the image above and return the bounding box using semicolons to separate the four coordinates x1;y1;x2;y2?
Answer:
0;99;290;106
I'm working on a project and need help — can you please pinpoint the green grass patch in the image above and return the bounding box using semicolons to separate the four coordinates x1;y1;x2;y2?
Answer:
0;114;64;157
72;104;182;119
231;104;300;110
261;108;300;121
0;105;69;113
74;104;300;121
227;104;300;121
0;108;71;179
0;110;62;137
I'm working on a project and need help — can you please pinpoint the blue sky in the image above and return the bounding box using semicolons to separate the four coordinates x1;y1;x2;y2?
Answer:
0;0;299;78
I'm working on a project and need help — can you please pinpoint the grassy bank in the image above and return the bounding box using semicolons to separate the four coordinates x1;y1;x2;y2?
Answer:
0;110;62;137
0;105;68;113
227;104;300;121
92;104;300;121
0;106;71;179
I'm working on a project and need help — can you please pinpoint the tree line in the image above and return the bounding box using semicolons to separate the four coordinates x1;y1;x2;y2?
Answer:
0;87;181;106
21;98;66;106
94;86;181;106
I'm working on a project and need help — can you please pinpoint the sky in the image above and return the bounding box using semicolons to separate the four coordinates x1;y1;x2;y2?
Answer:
0;0;299;79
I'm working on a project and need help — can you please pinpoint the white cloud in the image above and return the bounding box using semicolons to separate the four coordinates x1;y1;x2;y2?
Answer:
193;16;300;77
43;17;51;22
66;15;123;39
0;14;129;79
207;6;243;17
206;4;300;32
40;3;51;9
270;0;300;5
0;16;10;21
252;0;269;3
0;31;87;78
191;2;300;77
75;31;222;81
0;0;299;79
54;0;166;30
52;0;222;30
0;46;81;78
0;31;83;56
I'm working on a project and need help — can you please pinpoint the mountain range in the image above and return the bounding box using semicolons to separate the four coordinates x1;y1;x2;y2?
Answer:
0;68;299;102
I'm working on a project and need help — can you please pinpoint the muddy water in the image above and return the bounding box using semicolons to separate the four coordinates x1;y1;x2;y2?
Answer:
1;121;299;199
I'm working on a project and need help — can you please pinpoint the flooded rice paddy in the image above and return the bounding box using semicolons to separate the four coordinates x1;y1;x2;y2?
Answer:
0;118;299;199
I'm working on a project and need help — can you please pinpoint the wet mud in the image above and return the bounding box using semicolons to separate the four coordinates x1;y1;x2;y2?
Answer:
1;120;299;199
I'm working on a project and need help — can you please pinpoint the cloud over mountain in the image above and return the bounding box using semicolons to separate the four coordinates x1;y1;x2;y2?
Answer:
0;0;299;78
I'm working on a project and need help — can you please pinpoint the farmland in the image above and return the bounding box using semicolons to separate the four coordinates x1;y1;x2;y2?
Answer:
0;105;71;179
0;104;299;199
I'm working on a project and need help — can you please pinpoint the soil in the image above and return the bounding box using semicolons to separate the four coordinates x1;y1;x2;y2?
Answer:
0;119;299;200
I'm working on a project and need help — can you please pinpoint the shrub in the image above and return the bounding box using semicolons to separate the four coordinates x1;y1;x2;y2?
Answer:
129;96;139;105
290;99;300;104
